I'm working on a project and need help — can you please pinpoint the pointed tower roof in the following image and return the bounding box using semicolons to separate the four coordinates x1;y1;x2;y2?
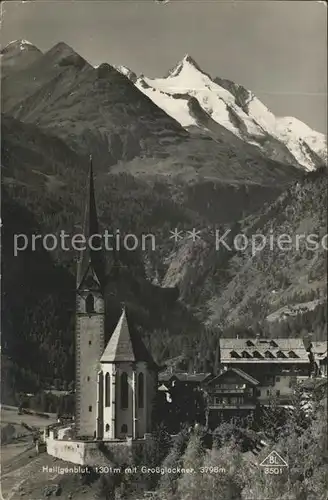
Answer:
76;156;105;289
101;307;157;368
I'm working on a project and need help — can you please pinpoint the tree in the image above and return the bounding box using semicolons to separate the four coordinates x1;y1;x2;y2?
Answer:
177;429;205;500
159;428;189;497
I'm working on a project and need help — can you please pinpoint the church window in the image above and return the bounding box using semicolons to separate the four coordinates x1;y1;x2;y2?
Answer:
105;373;111;407
86;294;95;314
138;373;144;409
121;424;128;433
121;372;129;409
105;424;110;432
87;376;90;381
89;405;92;412
89;340;92;345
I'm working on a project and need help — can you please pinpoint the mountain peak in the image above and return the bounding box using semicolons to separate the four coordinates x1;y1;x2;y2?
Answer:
182;54;199;67
168;53;204;78
1;39;41;55
45;42;78;57
43;42;89;69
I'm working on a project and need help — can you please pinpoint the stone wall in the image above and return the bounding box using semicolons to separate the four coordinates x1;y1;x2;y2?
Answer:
46;436;151;466
46;439;85;465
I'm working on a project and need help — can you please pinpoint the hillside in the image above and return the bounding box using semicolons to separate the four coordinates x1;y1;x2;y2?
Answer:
161;169;327;331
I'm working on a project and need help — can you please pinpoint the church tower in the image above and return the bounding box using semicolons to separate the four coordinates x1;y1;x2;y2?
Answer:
75;157;105;438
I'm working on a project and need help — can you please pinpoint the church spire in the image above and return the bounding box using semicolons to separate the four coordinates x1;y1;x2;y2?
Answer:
76;156;105;290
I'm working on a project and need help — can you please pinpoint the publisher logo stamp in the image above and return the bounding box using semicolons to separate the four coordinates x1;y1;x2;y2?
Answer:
260;451;288;475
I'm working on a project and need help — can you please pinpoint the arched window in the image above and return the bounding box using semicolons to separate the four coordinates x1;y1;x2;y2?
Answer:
86;294;95;314
105;424;110;432
121;424;128;434
105;373;110;407
121;372;128;409
138;373;144;409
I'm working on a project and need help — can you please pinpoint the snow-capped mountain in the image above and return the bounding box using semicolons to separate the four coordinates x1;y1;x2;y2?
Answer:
1;39;43;76
117;55;326;171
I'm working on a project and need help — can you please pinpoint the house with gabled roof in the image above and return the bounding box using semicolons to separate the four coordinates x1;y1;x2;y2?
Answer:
219;337;311;404
203;367;260;427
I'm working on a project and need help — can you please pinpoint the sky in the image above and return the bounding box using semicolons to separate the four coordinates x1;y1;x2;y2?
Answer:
1;0;327;133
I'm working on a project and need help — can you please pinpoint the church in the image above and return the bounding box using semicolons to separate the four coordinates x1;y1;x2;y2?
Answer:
46;159;158;459
75;159;159;441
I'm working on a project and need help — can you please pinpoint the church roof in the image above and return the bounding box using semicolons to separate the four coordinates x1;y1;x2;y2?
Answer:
101;308;158;367
76;157;105;290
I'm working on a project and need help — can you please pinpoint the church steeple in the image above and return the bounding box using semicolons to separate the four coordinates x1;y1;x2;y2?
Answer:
77;156;105;290
75;156;106;438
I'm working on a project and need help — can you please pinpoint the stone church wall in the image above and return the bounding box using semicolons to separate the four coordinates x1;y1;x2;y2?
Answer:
46;436;151;466
46;439;85;465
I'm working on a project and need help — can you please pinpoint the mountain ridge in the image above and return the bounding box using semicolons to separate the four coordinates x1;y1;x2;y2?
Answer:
116;54;327;172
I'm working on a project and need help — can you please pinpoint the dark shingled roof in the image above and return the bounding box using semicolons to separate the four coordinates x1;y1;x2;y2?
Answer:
220;338;309;362
101;308;158;368
206;367;260;386
76;157;105;290
158;372;212;383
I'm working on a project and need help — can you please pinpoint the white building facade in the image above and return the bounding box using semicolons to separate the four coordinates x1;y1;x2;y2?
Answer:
97;310;158;440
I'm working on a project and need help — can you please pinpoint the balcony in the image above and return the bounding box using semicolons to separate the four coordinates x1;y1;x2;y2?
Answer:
208;396;257;410
209;403;256;410
211;388;246;394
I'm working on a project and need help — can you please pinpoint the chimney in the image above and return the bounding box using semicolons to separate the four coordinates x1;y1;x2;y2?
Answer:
255;333;260;343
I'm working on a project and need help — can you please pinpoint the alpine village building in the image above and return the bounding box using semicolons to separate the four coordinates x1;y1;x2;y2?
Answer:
159;337;327;428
